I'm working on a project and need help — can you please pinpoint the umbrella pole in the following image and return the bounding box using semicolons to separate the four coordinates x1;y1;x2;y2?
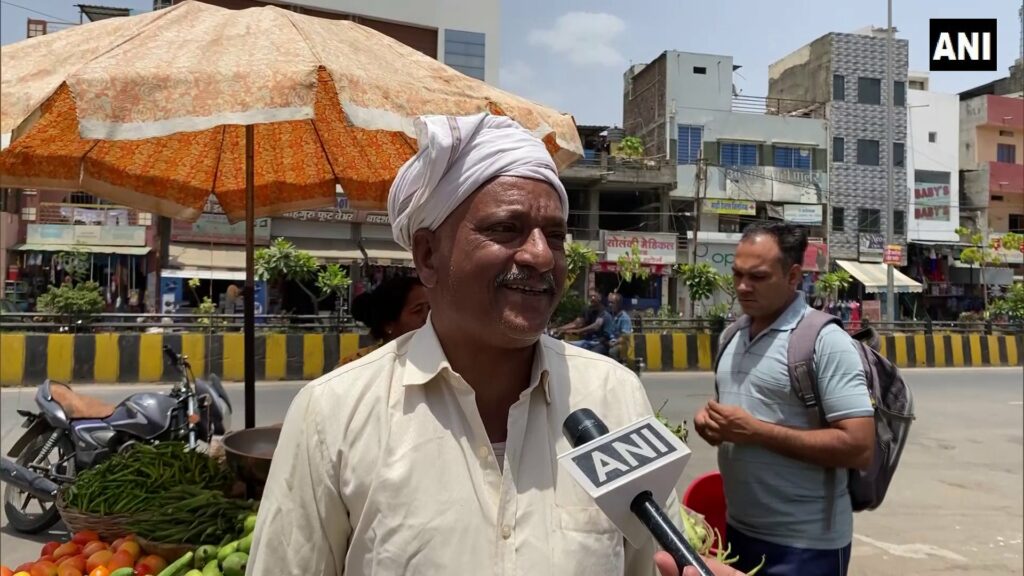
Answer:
244;124;256;430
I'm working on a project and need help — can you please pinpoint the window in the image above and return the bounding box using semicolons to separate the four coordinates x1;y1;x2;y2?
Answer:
999;130;1014;137
833;137;845;162
833;74;845;101
773;146;812;169
444;29;485;80
893;142;905;167
677;125;703;165
997;143;1017;163
693;66;707;74
894;210;905;235
858;77;881;105
894;81;906;106
137;212;153;226
858;208;881;233
909;80;925;90
928;131;937;143
720;142;758;166
1010;213;1024;233
832;207;845;232
857;139;880;165
718;215;742;233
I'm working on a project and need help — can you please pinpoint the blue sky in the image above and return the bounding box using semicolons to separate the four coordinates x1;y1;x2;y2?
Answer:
3;0;1021;126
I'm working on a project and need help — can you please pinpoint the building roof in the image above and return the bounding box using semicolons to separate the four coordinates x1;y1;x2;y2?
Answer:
75;4;131;21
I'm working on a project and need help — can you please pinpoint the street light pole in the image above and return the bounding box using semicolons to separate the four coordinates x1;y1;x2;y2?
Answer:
885;0;896;324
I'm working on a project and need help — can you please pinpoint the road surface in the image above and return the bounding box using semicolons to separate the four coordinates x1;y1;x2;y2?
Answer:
2;368;1022;574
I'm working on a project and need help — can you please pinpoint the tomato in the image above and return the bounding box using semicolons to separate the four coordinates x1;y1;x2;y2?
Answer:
14;564;34;574
133;555;167;576
86;568;109;576
80;542;107;558
70;532;99;546
52;543;81;561
108;539;123;553
55;556;86;574
29;562;58;576
41;542;61;558
113;541;140;561
102;552;132;572
1;566;13;576
84;551;112;574
56;566;82;576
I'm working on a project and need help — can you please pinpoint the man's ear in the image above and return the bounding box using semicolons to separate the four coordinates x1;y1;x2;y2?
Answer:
412;229;439;288
788;263;803;288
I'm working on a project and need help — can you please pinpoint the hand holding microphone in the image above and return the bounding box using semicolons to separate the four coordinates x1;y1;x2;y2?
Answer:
655;552;745;576
559;408;717;576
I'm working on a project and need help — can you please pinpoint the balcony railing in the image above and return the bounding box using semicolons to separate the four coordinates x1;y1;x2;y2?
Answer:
731;94;825;117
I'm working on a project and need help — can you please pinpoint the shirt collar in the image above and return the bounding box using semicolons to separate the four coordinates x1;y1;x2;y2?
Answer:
402;313;551;403
768;290;809;332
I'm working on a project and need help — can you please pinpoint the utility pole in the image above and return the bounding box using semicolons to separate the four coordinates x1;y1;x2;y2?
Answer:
689;154;707;318
884;0;896;325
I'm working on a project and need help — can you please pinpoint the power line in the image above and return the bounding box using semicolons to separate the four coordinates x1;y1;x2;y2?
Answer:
0;0;77;24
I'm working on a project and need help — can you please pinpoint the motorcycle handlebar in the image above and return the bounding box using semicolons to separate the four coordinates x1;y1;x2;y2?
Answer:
163;345;181;365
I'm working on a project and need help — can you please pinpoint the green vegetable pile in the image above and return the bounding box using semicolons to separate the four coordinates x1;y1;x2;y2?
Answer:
64;442;235;515
165;512;258;576
127;485;256;546
681;507;766;575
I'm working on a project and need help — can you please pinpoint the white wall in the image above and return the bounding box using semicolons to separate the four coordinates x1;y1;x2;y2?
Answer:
907;89;960;242
288;0;499;83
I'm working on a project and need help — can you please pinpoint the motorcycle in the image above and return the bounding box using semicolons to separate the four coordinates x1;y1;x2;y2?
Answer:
0;346;232;534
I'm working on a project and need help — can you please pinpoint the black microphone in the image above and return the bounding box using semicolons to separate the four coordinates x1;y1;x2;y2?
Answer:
563;408;715;576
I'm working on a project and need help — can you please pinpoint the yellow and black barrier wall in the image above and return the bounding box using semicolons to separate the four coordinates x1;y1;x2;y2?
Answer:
0;331;1020;385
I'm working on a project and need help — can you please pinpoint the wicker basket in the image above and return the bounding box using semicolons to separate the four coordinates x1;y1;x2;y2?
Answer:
55;490;132;542
137;537;195;561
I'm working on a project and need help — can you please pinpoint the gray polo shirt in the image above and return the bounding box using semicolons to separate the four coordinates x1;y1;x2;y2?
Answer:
715;294;873;550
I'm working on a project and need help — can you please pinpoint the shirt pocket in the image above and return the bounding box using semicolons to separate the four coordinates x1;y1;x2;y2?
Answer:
555;506;624;576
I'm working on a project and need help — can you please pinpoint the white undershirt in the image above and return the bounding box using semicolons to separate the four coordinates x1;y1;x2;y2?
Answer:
492;442;506;473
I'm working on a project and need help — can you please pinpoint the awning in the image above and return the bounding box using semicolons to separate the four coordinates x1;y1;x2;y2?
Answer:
161;268;247;281
14;243;150;255
168;243;246;270
291;238;412;266
835;260;923;293
949;262;1013;286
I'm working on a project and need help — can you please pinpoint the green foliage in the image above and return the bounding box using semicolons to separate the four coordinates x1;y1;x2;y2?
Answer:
256;238;351;314
565;241;598;292
315;264;352;300
553;291;588;327
988;282;1024;321
814;270;852;300
617;136;644;159
655;400;688;443
616;243;651;290
675;263;719;304
36;281;105;318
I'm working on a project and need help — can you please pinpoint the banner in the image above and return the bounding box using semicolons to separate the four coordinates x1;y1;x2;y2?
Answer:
784;204;823;225
859;233;885;263
602;231;678;265
913;182;952;221
702;198;756;215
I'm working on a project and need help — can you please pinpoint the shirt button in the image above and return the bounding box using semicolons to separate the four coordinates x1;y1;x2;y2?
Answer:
477;446;489;459
501;525;512;540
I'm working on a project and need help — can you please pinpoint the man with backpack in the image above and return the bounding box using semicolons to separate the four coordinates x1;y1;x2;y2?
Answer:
694;223;884;575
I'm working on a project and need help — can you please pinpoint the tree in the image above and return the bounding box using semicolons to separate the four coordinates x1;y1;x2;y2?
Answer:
617;136;643;160
55;247;91;284
814;269;853;301
956;227;1023;307
675;262;719;318
615;243;650;293
255;238;351;315
36;281;105;325
565;241;598;294
187;277;218;326
316;264;353;326
988;281;1024;322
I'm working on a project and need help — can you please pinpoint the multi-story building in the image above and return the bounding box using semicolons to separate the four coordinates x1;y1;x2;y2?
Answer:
624;50;829;311
959;90;1024;281
769;28;924;319
906;72;960;244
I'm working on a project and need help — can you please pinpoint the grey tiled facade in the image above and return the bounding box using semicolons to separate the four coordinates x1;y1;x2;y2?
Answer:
770;31;910;261
829;33;909;260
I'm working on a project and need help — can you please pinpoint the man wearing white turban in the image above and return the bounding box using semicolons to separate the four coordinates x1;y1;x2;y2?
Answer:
249;114;737;576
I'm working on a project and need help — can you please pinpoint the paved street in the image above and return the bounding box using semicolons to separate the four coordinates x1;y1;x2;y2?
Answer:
2;368;1022;574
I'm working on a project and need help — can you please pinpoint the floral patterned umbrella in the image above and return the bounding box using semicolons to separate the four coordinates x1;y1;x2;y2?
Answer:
0;0;582;427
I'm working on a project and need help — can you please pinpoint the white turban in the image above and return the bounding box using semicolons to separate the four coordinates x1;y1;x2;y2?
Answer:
388;113;569;251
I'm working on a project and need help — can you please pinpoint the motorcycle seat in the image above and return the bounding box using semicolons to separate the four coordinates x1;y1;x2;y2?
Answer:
49;383;117;419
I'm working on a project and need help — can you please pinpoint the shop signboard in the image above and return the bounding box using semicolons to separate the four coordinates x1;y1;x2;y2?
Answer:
803;241;828;272
884;244;903;265
27;224;146;246
913;181;952;221
602;231;677;266
783;204;823;225
702;198;756;215
859;233;885;263
171;214;271;245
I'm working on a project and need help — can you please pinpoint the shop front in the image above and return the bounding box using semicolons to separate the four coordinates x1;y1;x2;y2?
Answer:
10;223;152;313
594;231;676;312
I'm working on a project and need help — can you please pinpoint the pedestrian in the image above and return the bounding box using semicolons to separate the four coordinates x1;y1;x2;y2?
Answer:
337;274;429;367
247;113;737;576
694;222;875;576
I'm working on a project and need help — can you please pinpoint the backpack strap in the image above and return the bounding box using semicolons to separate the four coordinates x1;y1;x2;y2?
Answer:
713;316;749;401
787;308;844;531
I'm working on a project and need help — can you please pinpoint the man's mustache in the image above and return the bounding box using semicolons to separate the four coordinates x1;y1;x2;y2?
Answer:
495;268;557;293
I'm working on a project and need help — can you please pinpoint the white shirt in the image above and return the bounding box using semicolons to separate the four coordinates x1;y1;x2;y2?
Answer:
247;319;680;576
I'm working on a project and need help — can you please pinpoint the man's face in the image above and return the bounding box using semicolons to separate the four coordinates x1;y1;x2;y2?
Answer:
608;294;622;313
732;234;800;319
588;291;601;309
414;176;567;348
